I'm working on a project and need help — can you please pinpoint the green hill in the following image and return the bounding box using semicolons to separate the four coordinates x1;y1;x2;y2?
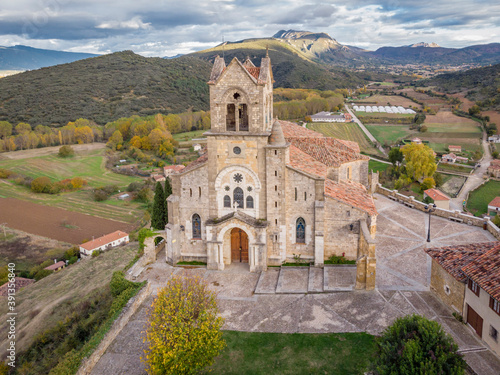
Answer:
0;51;212;126
418;63;500;110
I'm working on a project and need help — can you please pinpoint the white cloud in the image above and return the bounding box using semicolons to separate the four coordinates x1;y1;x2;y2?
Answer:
96;16;151;30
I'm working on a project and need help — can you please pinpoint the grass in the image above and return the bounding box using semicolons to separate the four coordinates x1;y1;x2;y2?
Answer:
467;180;500;216
282;262;310;267
177;261;207;266
207;331;376;374
172;129;207;142
0;148;146;223
0;243;138;354
364;124;414;144
369;160;391;173
307;122;380;155
437;163;473;174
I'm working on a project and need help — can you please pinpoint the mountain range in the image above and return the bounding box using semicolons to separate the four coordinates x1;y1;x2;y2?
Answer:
0;45;98;70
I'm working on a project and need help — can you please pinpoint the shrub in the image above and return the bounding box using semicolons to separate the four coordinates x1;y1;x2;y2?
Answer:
0;168;13;179
143;276;225;374
31;176;53;193
372;314;466;375
127;181;143;192
110;271;137;297
421;177;436;192
93;189;109;202
58;145;75;158
493;215;500;227
91;250;103;257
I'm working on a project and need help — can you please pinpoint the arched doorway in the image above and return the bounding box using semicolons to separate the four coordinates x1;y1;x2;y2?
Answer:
230;228;248;263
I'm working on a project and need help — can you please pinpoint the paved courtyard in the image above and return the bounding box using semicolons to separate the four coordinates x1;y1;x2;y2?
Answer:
90;195;500;375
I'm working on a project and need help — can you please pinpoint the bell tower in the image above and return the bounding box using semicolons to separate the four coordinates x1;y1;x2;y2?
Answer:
205;54;274;219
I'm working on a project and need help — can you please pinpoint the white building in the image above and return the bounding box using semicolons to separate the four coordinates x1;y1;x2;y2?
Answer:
310;111;346;122
79;230;130;256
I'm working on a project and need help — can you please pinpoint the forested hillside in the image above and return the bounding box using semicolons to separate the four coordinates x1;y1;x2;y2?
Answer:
418;63;500;109
0;51;212;126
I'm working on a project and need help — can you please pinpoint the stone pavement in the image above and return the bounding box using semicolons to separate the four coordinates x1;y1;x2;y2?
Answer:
90;195;500;375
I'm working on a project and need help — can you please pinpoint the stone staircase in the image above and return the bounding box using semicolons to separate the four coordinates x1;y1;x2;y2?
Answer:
254;265;356;294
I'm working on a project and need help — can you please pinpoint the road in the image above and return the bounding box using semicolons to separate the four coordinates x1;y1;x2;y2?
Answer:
345;104;386;155
449;131;493;211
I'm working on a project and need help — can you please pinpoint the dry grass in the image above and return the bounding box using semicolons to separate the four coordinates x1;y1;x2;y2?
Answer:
0;243;138;356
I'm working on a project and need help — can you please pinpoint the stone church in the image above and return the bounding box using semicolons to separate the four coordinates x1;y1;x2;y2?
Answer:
165;54;378;289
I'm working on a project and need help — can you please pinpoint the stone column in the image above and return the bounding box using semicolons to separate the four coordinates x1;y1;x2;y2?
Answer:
165;223;180;265
207;241;223;270
314;200;325;267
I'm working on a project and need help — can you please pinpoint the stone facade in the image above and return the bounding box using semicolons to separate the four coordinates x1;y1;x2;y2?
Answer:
429;258;466;313
165;55;378;289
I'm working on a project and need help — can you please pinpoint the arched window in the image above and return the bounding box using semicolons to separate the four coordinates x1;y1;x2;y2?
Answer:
226;104;236;131
224;195;231;208
296;217;305;244
233;187;244;208
246;196;254;209
192;214;201;239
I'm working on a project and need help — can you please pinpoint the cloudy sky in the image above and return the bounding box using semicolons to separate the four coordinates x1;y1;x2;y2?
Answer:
0;0;499;56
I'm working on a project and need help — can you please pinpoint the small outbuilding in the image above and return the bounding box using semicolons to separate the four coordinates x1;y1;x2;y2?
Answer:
423;188;451;210
163;165;185;177
79;230;130;256
488;197;500;216
449;145;461;153
44;260;66;272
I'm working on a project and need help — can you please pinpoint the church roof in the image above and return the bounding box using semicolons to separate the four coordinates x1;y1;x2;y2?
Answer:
288;145;327;178
208;56;271;85
269;120;286;146
324;179;377;216
209;56;226;83
181;153;208;173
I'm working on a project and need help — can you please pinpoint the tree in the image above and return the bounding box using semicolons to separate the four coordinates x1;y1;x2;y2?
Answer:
106;130;123;150
143;276;225;375
373;314;466;374
31;177;53;193
388;147;403;166
0;121;12;139
164;177;172;224
58;145;75;158
468;105;480;116
401;143;437;181
421;177;436;191
151;182;166;230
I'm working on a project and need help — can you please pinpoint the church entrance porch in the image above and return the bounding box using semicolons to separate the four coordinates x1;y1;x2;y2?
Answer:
231;228;249;263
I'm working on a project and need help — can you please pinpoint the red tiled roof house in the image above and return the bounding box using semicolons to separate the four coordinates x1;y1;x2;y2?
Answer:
424;188;451;210
79;230;130;256
488;197;500;217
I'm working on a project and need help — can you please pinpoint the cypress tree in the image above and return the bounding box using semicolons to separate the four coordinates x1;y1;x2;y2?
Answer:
164;177;172;224
151;182;165;230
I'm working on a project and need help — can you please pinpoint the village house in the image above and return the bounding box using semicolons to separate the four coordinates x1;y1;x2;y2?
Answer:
411;137;422;144
488;197;500;216
423;188;451;210
488;160;500;178
79;230;129;256
193;143;202;151
163;165;185;177
165;54;378;289
0;277;35;296
151;174;166;183
44;260;66;272
449;145;462;153
488;135;500;143
426;242;500;356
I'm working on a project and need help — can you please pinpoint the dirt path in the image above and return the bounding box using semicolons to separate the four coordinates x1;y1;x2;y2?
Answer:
0;197;135;244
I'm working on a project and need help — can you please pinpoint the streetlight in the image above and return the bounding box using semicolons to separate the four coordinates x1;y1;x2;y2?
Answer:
424;204;437;242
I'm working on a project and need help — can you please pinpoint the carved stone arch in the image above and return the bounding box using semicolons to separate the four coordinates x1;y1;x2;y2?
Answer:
214;165;262;192
220;86;251;105
217;222;257;244
220;87;251;131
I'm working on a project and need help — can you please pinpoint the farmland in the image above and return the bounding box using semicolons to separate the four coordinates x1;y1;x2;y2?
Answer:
0;147;146;224
395;89;450;112
365;124;414;144
307;122;380;155
354;94;421;109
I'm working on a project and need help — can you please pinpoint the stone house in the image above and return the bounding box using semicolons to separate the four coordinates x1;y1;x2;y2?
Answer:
423;188;451;210
442;153;457;163
488;160;500;178
426;242;500;356
449;145;461;153
193;143;202;151
44;260;66;272
164;165;185;177
165;54;378;289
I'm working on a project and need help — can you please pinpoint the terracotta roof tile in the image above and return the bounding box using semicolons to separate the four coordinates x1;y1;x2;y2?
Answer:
324;179;377;216
424;188;450;201
280;120;324;138
80;230;129;251
44;261;66;271
288;145;327;178
489;197;500;208
181;153;208;173
461;243;500;300
425;243;496;282
0;277;35;296
245;66;261;80
164;165;185;173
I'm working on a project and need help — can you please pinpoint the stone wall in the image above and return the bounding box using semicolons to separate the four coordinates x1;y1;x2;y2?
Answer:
429;259;465;313
77;282;151;375
376;184;500;240
356;220;376;290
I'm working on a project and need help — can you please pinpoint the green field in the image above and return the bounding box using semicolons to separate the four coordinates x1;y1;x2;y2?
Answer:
172;129;207;142
0;149;146;223
308;122;381;155
467;180;500;216
365;124;414;144
369;160;391;173
208;331;376;374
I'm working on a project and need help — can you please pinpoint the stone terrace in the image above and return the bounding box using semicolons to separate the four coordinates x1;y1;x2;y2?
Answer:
90;194;500;375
